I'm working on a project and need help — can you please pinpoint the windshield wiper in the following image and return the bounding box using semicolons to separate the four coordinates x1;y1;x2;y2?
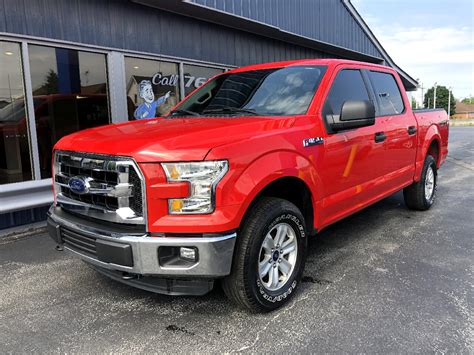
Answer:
167;109;200;117
203;106;260;115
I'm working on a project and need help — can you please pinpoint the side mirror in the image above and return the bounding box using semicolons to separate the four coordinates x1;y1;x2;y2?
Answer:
340;100;375;121
330;100;375;131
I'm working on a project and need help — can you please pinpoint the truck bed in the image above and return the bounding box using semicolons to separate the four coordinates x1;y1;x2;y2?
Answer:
413;108;449;170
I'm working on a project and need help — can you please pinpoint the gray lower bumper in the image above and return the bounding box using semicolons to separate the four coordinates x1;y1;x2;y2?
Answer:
47;206;236;278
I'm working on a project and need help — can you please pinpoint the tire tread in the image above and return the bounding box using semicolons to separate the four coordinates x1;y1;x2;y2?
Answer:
222;197;305;312
403;155;437;211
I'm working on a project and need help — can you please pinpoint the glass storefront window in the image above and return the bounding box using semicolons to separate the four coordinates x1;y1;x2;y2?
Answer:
0;41;32;184
125;57;180;120
183;64;223;96
28;45;109;179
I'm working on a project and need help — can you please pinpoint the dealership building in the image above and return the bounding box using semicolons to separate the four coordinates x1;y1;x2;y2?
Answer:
0;0;417;229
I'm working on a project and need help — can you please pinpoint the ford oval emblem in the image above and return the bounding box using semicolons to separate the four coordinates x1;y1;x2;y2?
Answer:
68;176;90;195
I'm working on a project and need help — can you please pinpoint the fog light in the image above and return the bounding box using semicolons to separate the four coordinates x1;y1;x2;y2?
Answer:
180;247;197;261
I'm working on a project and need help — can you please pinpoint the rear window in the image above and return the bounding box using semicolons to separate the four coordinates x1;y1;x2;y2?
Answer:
369;71;405;115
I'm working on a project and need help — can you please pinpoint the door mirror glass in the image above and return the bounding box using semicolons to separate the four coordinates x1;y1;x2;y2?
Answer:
330;100;375;131
340;100;375;121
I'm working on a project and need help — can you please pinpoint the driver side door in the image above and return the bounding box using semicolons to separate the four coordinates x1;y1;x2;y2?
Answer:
316;66;387;227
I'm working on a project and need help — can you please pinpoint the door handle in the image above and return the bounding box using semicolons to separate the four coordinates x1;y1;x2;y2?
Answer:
408;126;417;135
374;132;386;143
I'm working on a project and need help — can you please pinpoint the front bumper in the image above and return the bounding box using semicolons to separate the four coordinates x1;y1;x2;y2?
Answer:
47;206;236;279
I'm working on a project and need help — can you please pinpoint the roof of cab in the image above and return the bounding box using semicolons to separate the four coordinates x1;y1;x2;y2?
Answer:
227;58;394;74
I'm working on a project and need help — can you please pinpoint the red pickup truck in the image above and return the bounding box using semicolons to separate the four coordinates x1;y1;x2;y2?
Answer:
47;59;449;312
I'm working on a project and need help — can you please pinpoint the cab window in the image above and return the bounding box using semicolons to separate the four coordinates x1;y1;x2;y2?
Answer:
323;69;370;123
369;71;405;115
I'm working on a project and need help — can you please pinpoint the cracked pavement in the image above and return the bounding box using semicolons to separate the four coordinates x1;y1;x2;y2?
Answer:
1;127;473;353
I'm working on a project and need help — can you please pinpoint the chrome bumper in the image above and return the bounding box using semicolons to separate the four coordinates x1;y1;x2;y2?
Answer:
47;206;236;278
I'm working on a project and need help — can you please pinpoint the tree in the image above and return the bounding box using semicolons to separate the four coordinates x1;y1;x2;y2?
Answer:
461;96;474;104
410;96;417;109
423;85;456;116
42;69;59;94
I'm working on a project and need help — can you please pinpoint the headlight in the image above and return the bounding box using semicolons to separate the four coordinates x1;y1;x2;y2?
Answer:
161;160;228;214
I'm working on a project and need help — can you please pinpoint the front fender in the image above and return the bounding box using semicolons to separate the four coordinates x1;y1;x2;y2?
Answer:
215;150;323;229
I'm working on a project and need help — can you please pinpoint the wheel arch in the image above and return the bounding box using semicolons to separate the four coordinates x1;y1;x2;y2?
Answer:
427;138;441;167
244;176;316;235
228;151;322;235
415;125;442;181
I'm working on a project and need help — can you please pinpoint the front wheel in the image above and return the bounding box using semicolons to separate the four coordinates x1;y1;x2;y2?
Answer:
403;155;438;210
222;197;307;312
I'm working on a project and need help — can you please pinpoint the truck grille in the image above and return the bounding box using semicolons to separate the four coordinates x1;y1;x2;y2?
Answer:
54;151;146;225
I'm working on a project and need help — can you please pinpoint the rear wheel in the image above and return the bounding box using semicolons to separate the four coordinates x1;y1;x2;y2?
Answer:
222;197;307;312
403;155;437;210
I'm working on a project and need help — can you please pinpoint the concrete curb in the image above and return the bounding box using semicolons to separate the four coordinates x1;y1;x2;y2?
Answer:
449;119;474;127
0;222;47;243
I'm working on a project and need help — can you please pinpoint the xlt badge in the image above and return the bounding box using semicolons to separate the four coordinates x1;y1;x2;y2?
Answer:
303;137;324;147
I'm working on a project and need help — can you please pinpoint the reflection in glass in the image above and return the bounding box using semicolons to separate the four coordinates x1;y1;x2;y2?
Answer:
28;45;109;178
183;64;223;96
174;66;326;116
0;41;32;184
125;57;179;120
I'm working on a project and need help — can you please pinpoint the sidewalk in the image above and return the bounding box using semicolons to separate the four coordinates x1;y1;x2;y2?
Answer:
450;118;474;126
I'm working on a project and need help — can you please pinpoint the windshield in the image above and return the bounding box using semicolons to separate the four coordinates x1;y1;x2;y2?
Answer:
169;65;327;117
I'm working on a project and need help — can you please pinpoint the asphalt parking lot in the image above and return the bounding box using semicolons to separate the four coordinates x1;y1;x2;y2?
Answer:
1;127;473;353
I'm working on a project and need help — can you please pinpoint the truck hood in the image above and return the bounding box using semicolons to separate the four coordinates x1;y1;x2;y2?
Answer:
55;116;296;162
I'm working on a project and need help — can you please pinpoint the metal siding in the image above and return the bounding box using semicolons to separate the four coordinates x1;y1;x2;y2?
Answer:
0;0;381;57
242;0;250;18
3;0;27;35
2;0;332;66
233;0;242;17
189;0;383;58
0;0;5;32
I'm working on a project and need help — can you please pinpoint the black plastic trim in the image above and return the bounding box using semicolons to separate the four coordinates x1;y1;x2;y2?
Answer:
47;218;62;244
96;239;134;267
408;126;417;135
413;108;446;113
374;132;387;143
90;265;215;296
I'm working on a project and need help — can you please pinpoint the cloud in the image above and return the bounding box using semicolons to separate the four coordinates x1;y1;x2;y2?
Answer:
373;25;474;99
352;0;474;99
379;26;473;66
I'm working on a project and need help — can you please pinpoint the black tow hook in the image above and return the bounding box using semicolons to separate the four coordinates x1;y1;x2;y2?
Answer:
55;244;64;251
122;272;139;280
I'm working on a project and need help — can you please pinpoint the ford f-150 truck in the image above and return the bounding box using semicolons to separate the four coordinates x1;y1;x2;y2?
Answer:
47;59;449;312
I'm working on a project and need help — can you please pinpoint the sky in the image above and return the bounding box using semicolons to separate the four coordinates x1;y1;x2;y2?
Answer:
352;0;474;103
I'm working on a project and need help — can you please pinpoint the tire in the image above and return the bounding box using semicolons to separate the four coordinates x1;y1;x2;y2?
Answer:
403;155;437;211
222;197;308;312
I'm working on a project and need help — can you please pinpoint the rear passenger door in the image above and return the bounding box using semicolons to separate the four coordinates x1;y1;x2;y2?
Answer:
318;67;386;226
366;70;417;190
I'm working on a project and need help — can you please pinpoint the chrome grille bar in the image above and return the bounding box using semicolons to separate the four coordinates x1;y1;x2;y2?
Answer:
53;151;146;226
55;173;133;197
